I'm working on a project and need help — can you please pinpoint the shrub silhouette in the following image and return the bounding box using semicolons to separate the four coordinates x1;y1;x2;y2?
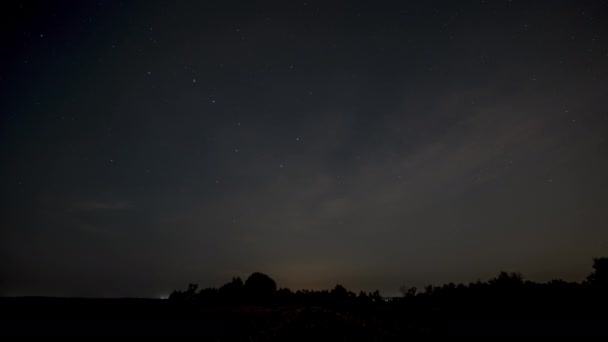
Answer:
169;283;199;302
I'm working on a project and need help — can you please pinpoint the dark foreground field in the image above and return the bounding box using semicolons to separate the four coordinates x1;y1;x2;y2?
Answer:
1;297;607;338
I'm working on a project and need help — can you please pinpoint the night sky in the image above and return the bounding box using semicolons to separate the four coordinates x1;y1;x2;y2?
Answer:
2;1;608;298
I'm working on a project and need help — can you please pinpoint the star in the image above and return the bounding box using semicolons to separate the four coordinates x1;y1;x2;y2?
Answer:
192;78;197;83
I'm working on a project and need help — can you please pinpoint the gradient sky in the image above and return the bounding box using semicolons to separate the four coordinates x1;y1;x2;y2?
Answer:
2;1;608;297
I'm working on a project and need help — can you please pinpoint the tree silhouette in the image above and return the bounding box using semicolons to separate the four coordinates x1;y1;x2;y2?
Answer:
587;257;608;287
399;285;417;298
244;272;276;301
219;277;243;294
218;277;243;303
167;256;608;316
331;284;348;297
488;271;524;288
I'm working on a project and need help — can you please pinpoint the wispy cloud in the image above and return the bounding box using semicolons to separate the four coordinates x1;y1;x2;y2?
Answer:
68;200;133;212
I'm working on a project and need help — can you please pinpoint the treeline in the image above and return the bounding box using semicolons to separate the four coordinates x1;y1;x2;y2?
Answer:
169;258;608;310
169;272;382;306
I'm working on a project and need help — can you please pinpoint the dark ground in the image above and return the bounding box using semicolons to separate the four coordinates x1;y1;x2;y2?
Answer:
1;297;607;338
